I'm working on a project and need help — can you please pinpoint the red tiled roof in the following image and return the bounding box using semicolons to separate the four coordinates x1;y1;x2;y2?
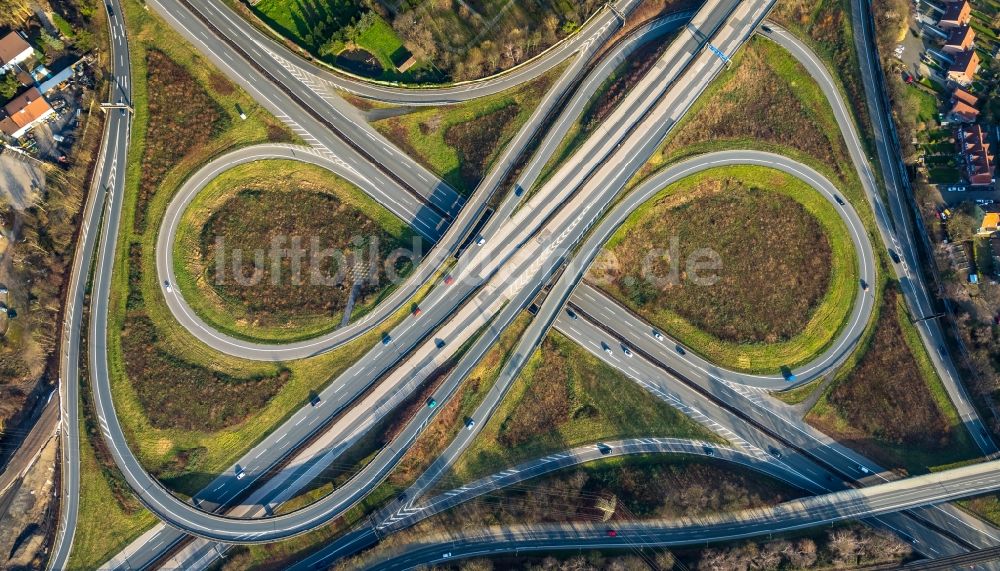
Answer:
1;87;52;134
952;87;978;106
0;32;31;66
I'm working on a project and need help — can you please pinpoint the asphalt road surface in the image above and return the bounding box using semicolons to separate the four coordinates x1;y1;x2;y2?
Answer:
55;0;1000;565
371;458;1000;570
48;0;133;568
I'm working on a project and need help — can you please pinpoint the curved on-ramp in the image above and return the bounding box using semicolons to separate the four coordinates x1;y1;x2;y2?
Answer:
153;11;697;361
155;143;446;360
95;150;875;544
553;150;877;391
368;458;1000;571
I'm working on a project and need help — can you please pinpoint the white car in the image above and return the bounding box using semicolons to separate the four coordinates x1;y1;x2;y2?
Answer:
235;468;246;480
653;330;664;341
621;344;633;357
476;235;486;246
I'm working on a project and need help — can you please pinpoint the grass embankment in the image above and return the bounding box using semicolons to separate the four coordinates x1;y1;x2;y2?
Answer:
960;494;1000;528
172;159;418;343
769;0;872;151
806;286;979;473
371;63;565;195
218;313;535;570
71;5;433;567
70;330;157;571
448;330;722;484
593;165;857;373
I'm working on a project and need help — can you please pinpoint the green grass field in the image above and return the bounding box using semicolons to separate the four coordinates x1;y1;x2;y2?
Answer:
372;62;565;195
448;330;723;483
595;165;858;373
171;159;417;343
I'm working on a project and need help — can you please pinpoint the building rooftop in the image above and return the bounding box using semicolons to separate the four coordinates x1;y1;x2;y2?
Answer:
1;87;52;134
941;0;970;23
953;87;978;107
949;49;980;77
945;25;975;48
950;100;979;122
0;32;31;66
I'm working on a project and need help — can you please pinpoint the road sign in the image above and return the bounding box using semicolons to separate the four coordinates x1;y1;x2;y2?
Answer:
707;43;730;63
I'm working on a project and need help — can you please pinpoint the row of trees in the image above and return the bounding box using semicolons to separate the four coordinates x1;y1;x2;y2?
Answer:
389;0;602;81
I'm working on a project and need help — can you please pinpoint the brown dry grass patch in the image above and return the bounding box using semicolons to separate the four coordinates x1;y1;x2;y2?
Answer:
596;177;833;344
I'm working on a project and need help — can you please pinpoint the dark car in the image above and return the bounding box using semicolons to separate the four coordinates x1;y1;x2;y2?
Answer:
435;338;446;349
607;529;618;537
567;308;578;320
889;249;901;263
675;344;686;355
768;446;782;459
760;24;772;33
381;333;392;345
597;443;612;455
703;445;715;456
834;195;845;206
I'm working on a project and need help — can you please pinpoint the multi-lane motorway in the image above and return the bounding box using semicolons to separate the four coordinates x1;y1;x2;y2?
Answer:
45;0;1000;568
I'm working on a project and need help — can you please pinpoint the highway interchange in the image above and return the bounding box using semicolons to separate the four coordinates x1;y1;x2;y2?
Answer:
42;0;1000;569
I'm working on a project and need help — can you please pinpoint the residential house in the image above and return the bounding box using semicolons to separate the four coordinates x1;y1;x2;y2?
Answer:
949;88;980;122
979;212;1000;235
943;25;975;54
947;49;980;85
0;32;33;72
957;124;995;187
939;0;972;29
0;87;54;139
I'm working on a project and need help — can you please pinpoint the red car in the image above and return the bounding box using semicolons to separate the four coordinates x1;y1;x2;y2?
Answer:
443;275;455;286
606;529;617;537
412;306;422;316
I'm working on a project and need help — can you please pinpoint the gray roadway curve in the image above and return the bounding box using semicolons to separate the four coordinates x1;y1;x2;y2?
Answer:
79;0;897;553
180;0;641;105
150;11;693;362
763;23;995;454
100;11;693;569
89;150;832;545
288;438;806;571
845;1;996;455
154;143;447;360
371;458;1000;571
48;0;133;568
86;3;716;560
564;152;876;391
